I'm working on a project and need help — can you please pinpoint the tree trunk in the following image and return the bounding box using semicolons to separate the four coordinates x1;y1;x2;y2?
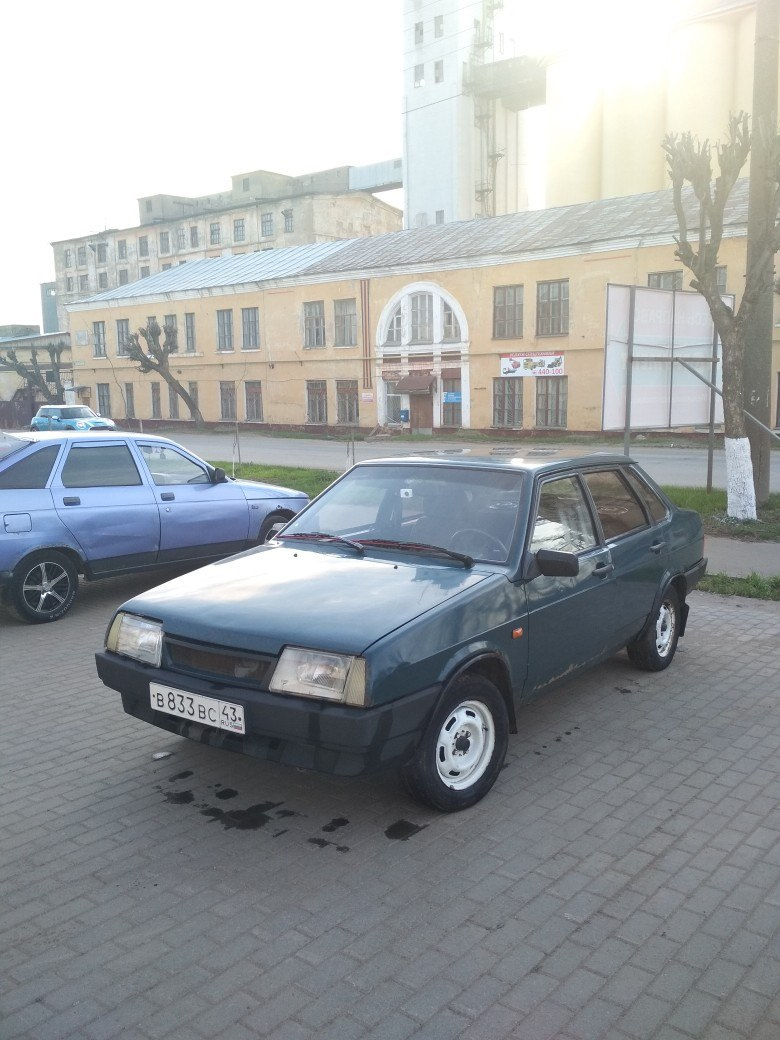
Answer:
720;327;757;519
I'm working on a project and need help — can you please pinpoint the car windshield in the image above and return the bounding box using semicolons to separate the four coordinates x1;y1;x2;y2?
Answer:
59;407;97;419
281;463;524;564
0;431;31;462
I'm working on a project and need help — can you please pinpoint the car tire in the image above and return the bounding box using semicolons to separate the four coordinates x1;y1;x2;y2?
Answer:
11;551;79;624
258;512;291;543
627;585;680;672
401;675;509;812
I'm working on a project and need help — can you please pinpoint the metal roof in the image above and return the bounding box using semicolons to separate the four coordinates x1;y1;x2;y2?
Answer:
73;180;750;307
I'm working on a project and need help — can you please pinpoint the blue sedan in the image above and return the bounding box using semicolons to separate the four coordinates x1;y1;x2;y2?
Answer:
0;430;309;623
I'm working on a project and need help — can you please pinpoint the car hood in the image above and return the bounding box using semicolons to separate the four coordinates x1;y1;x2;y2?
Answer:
230;477;308;504
122;544;492;655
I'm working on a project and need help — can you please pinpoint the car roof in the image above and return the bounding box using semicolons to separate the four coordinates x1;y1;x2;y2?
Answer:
24;430;177;446
354;447;636;475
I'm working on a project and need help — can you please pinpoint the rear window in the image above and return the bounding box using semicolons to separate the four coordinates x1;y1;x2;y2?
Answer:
61;444;142;488
0;444;60;489
584;469;648;539
0;432;33;463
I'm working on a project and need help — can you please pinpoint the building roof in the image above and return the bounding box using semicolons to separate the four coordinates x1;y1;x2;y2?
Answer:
70;180;750;309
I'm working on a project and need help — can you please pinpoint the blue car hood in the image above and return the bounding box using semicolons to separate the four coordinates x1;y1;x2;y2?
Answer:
124;544;491;655
231;478;308;504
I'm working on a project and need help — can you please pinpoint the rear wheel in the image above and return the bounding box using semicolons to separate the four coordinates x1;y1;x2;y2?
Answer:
627;586;680;671
11;551;79;623
401;675;509;812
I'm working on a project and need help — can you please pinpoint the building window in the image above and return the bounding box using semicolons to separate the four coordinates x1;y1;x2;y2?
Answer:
163;315;177;350
151;382;161;419
283;209;293;233
98;272;108;289
93;321;106;357
220;381;237;421
162;263;172;271
386;304;402;344
306;380;327;423
434;60;444;83
217;309;234;351
118;269;129;285
493;285;523;338
185;312;196;353
336;380;359;424
169;385;179;420
414;64;425;87
159;231;170;253
442;303;460;341
77;245;87;265
334;299;357;346
261;213;274;237
140;266;150;278
64;248;73;267
716;265;727;292
176;227;186;249
233;218;245;242
435;209;445;225
434;14;444;36
415;21;423;44
245;381;263;421
241;307;260;350
410;292;433;342
190;226;199;248
536;376;568;428
304;301;326;348
648;270;683;290
117;240;127;260
385;380;402;423
493;378;523;428
66;277;74;292
138;235;149;258
97;383;111;417
124;383;135;419
536;280;569;336
96;243;108;263
441;377;462;427
79;274;89;292
116;318;130;355
209;222;221;245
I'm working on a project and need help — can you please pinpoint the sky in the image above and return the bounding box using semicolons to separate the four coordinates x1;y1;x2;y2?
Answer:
1;0;685;330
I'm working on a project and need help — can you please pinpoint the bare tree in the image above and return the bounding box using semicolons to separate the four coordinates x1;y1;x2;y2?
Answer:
663;113;780;519
124;318;204;426
0;341;69;404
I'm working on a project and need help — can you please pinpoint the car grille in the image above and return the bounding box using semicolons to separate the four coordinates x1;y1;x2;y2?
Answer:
164;637;275;690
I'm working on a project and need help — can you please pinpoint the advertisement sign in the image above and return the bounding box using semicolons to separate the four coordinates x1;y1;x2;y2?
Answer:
500;352;564;377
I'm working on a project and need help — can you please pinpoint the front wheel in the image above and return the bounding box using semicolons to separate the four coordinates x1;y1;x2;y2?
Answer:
401;675;509;812
627;586;680;671
11;551;79;623
258;512;292;543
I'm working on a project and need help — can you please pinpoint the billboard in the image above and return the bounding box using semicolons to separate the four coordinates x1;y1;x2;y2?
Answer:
500;352;565;377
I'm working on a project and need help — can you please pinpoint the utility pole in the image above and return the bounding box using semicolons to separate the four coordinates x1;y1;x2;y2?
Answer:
744;0;779;504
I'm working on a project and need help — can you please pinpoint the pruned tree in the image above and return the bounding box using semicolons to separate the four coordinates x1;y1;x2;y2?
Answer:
663;112;780;519
125;318;204;426
0;341;69;403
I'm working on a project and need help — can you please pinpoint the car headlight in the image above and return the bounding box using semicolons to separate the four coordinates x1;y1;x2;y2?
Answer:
270;647;366;705
106;612;163;667
75;420;87;429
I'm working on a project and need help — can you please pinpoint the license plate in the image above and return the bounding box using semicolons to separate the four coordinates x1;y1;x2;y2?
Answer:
150;682;245;735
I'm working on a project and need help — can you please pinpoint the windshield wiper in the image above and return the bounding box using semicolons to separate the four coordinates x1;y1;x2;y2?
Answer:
358;539;473;568
278;531;365;554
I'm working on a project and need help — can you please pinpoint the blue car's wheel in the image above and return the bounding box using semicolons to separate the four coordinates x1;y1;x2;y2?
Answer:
11;551;79;624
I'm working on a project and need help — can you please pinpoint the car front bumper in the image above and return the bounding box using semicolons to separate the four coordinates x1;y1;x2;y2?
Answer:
96;651;440;776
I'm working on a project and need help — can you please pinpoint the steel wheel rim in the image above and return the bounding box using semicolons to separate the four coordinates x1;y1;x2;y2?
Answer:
23;562;71;614
655;601;676;657
435;699;496;791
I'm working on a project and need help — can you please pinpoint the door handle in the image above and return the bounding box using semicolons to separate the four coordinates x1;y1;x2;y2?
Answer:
649;540;665;554
160;492;175;501
62;496;81;505
593;561;614;577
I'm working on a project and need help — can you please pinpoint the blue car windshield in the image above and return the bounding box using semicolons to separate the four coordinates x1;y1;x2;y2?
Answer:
282;463;524;564
0;432;32;462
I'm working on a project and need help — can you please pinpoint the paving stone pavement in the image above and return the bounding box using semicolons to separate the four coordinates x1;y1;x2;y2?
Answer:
1;572;779;1040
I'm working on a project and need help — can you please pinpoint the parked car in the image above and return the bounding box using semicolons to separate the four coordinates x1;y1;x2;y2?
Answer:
31;405;117;431
0;430;308;623
96;450;706;812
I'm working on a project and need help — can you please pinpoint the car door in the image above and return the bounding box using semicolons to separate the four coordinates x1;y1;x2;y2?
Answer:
522;473;620;694
51;439;160;574
135;441;250;561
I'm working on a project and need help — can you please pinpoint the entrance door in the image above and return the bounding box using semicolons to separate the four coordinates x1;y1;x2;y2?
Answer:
409;393;433;435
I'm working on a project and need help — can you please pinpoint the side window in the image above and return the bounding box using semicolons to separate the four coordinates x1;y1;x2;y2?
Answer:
61;445;142;488
139;444;210;485
530;476;598;554
623;468;669;524
0;445;60;489
584;470;648;539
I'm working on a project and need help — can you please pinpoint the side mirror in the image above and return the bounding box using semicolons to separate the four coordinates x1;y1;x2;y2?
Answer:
212;466;228;484
535;548;579;577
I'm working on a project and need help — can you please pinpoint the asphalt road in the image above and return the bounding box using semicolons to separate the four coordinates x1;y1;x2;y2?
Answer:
171;429;780;492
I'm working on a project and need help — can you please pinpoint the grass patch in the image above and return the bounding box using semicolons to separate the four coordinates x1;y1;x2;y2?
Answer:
214;461;340;499
698;572;780;600
662;487;780;542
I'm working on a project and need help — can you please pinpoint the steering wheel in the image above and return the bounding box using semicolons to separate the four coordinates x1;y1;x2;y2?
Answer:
450;529;508;559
